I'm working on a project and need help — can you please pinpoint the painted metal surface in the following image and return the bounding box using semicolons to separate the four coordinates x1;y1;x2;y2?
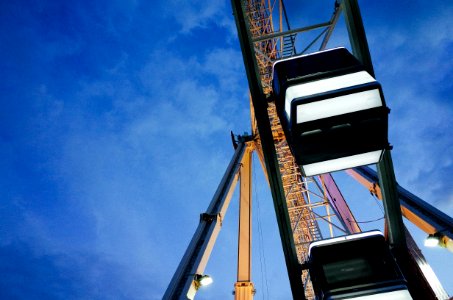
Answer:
231;0;306;298
319;173;361;234
163;141;246;299
236;146;253;285
347;166;453;245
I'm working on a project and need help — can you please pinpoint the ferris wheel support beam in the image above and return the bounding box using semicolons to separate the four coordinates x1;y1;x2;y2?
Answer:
252;22;330;43
320;2;342;50
342;1;440;298
164;139;248;300
341;0;375;77
234;146;255;300
347;166;453;250
342;0;407;252
231;0;306;298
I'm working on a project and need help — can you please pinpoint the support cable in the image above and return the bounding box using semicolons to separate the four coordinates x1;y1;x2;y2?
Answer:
354;216;385;224
300;27;329;55
253;154;270;300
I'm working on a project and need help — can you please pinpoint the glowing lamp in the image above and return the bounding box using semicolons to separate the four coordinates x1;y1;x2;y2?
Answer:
424;234;440;247
194;274;213;287
272;48;389;176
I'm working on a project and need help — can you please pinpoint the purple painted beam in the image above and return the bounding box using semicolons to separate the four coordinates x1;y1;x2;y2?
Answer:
319;173;361;234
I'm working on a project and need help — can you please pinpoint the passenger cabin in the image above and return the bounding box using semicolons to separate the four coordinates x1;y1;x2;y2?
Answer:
308;231;412;300
272;48;390;176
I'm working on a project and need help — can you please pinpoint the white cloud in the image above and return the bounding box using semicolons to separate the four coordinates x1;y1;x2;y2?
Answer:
369;5;452;85
163;0;229;33
356;4;453;217
34;44;251;280
386;77;453;215
201;48;245;93
137;46;249;139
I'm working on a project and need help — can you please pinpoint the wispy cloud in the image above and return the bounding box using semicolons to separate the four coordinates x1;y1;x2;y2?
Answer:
0;38;250;296
162;0;233;34
2;0;451;298
0;241;162;300
358;4;453;216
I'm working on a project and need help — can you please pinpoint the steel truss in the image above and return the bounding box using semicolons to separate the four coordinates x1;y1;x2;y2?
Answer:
164;0;452;299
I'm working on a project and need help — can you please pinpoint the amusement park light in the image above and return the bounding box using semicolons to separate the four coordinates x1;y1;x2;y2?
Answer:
194;274;213;287
424;234;440;247
424;232;453;253
272;47;389;176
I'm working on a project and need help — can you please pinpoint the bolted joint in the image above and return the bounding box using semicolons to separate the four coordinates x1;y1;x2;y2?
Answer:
231;131;256;149
238;133;254;143
266;91;274;102
300;261;310;270
200;213;221;224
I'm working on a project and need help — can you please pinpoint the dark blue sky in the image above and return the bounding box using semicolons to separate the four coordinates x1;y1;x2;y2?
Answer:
0;0;452;299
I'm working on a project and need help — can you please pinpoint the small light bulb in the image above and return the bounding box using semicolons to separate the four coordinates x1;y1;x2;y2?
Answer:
424;235;439;247
199;275;213;286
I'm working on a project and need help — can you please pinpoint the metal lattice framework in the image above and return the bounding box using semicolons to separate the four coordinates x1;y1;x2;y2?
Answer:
244;1;345;298
163;1;452;299
240;1;450;299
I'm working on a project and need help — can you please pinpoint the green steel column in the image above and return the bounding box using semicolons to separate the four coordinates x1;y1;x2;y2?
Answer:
230;0;305;298
342;0;407;252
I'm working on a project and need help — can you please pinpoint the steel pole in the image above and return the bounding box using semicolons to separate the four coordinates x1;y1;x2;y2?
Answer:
234;145;255;299
231;0;305;298
164;140;247;300
342;0;407;252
